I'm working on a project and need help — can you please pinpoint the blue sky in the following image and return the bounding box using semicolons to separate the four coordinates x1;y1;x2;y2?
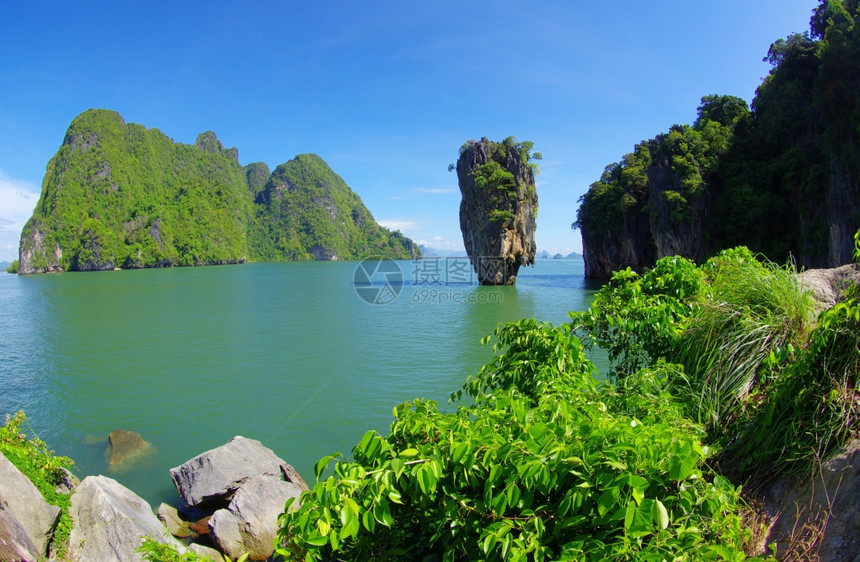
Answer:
0;1;821;263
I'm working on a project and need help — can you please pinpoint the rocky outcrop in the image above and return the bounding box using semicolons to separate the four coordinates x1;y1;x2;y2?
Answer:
106;429;156;472
170;435;307;509
0;509;41;562
798;263;860;313
760;438;860;561
826;160;860;267
0;451;60;560
167;436;309;560
68;475;184;562
457;138;538;285
209;473;304;560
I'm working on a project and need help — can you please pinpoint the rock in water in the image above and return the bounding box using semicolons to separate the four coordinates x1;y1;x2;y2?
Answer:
456;138;538;285
106;429;155;472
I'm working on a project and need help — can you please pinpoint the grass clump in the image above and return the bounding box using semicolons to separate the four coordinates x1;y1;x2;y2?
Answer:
675;247;816;431
0;411;76;559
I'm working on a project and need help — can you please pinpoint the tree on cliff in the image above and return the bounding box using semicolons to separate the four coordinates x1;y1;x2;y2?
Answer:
456;137;539;285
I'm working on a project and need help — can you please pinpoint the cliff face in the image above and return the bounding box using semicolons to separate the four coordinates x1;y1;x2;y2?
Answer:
576;7;860;277
18;109;418;273
576;125;713;278
19;110;251;274
456;138;537;285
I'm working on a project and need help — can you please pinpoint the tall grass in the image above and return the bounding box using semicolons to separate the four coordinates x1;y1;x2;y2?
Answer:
674;249;816;432
718;287;860;482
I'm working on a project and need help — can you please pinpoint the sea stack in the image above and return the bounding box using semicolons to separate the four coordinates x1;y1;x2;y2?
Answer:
456;137;538;285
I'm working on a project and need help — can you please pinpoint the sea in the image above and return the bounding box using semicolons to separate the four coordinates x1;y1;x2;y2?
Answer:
0;258;605;507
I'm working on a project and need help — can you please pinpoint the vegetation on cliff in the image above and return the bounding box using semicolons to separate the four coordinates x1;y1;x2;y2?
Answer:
1;412;75;558
18;109;417;274
456;137;540;285
251;154;417;261
575;0;860;276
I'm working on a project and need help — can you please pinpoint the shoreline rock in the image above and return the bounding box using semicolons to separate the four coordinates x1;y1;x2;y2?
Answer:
0;450;61;560
68;474;184;562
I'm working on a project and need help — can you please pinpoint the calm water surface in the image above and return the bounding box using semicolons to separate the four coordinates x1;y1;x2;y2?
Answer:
0;259;604;506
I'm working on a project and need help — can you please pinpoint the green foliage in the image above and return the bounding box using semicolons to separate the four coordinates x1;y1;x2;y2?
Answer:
570;255;704;377
5;259;18;273
1;411;75;558
276;319;761;561
674;249;816;431
569;244;858;485
250;154;416;261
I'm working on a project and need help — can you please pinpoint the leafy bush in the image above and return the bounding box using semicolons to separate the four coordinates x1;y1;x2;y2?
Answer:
276;320;761;561
570;255;704;378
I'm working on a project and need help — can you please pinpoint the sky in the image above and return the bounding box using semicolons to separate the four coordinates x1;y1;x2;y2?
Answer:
0;1;822;263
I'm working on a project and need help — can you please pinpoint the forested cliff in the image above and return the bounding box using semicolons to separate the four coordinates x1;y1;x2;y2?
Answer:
574;0;860;277
18;109;417;274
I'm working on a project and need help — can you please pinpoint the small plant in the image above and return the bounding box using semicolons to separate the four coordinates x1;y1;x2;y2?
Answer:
137;536;249;562
0;411;76;558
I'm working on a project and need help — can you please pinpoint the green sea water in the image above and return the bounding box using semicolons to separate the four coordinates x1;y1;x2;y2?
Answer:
0;259;603;506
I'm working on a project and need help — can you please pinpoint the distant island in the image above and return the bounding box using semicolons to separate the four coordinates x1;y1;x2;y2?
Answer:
535;250;582;260
17;109;419;274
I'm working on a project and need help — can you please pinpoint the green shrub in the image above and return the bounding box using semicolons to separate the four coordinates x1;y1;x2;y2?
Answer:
276;320;761;561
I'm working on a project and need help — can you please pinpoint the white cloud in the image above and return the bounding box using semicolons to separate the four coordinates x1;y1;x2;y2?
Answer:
0;170;40;262
378;218;419;232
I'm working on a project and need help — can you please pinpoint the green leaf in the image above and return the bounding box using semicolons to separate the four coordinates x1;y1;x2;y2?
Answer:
451;442;469;464
362;509;376;532
654;499;670;530
388;489;403;504
399;448;419;458
304;534;329;547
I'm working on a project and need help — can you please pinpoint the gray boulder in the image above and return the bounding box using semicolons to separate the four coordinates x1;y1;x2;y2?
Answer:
187;541;224;561
209;473;305;561
170;436;308;508
0;509;40;562
157;502;196;539
797;263;860;313
69;475;183;562
762;438;860;560
0;450;61;558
